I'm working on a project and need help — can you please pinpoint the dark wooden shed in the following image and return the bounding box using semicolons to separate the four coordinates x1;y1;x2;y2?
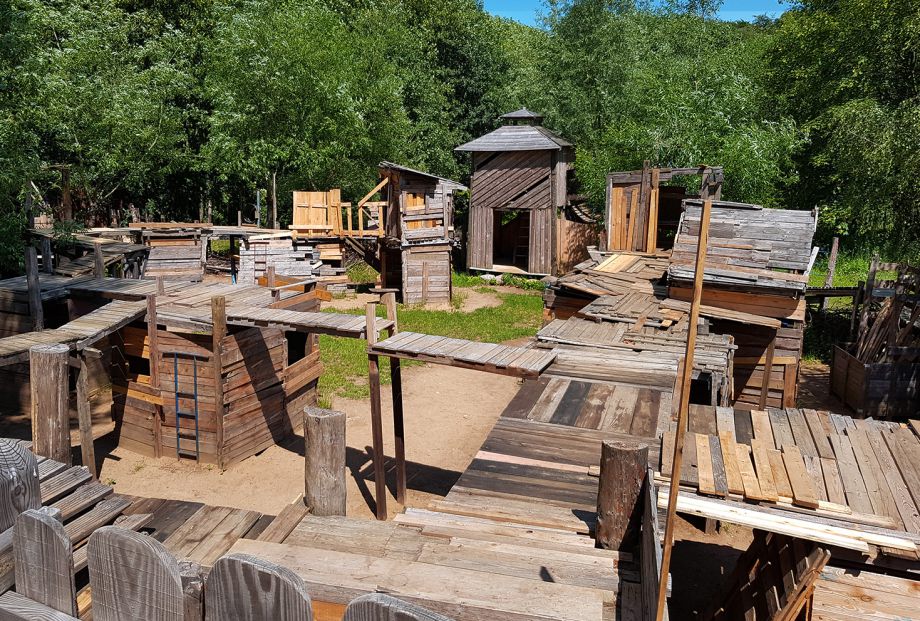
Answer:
457;109;593;276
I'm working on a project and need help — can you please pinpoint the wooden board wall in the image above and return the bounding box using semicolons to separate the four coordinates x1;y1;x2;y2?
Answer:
402;244;451;305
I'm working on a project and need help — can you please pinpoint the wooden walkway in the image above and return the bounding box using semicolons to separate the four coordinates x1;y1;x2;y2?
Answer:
0;299;145;366
369;332;556;377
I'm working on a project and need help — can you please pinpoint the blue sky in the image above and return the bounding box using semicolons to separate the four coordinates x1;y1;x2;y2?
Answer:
483;1;788;25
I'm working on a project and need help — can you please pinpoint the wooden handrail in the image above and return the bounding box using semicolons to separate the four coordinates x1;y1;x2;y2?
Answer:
357;177;389;209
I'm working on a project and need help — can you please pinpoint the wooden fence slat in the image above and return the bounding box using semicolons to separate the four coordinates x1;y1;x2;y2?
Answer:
87;526;183;621
205;552;312;621
0;440;41;531
343;593;453;621
13;508;76;616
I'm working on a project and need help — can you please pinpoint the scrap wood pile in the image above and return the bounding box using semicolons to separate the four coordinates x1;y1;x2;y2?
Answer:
852;265;920;364
659;405;920;559
543;251;670;320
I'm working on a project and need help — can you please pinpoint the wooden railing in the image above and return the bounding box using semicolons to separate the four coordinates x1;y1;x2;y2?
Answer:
0;509;453;620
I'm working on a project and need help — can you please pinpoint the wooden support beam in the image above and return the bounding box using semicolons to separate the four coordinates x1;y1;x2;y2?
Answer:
656;198;713;621
357;177;390;209
30;344;71;465
25;246;43;332
382;292;406;504
758;331;777;410
41;237;53;274
365;302;387;520
76;355;97;478
212;296;227;469
821;237;839;311
93;241;104;279
596;441;648;551
303;408;346;516
147;295;162;459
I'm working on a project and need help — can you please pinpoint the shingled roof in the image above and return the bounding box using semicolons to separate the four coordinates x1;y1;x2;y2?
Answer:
455;108;573;152
668;200;818;292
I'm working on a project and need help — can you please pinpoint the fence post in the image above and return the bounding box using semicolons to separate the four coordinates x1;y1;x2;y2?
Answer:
0;440;41;531
596;441;648;551
304;407;346;516
25;246;43;331
30;344;71;465
14;507;77;616
205;553;312;621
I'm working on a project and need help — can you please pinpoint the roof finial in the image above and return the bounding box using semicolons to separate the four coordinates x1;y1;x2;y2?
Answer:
499;108;544;126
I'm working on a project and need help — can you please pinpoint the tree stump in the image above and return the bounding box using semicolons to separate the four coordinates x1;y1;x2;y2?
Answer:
304;407;346;516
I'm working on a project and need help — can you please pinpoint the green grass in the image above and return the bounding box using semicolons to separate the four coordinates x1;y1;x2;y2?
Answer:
347;261;379;284
317;290;543;403
210;239;230;255
451;270;546;291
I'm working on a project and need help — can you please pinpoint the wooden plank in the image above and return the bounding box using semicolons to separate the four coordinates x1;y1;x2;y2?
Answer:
786;409;817;458
344;593;453;621
865;429;920;534
708;435;729;498
750;439;778;502
802;454;827;502
205;552;312;621
768;408;796;451
735;444;767;502
847;428;898;523
768;449;793;499
749;410;773;446
828;434;873;514
883;429;920;518
0;591;80;621
781;446;819;509
802;409;834;459
820;458;846;507
718;432;744;495
696;434;718;496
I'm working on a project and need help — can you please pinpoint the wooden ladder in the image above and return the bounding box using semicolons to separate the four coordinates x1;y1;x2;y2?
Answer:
173;352;201;462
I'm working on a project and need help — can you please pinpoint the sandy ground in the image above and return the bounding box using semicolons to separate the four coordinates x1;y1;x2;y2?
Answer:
97;364;522;519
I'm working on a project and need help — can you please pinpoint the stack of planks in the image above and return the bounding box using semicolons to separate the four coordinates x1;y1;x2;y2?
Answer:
237;236;321;285
543;252;670;322
142;231;206;281
659;406;920;558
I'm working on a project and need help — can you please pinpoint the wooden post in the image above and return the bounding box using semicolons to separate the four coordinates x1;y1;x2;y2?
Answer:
147;295;162;459
596;441;648;551
366;302;387;520
229;236;237;284
156;276;165;296
821;236;839;311
25;246;43;332
266;266;279;302
76;355;97;478
758;331;777;410
656;198;713;621
40;237;53;274
303;407;346;516
237;210;242;227
271;171;278;230
30;343;71;465
93;241;105;279
179;561;204;621
382;292;406;504
207;199;213;224
212;297;227;469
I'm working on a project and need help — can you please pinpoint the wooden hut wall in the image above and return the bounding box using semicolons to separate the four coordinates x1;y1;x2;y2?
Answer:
556;214;598;275
528;207;554;275
143;234;205;281
402;243;451;305
467;203;493;270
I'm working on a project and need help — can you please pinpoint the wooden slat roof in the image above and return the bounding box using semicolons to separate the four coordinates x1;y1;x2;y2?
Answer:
455;125;572;152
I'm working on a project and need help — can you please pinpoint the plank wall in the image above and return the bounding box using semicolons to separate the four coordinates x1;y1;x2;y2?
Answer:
402;244;451;305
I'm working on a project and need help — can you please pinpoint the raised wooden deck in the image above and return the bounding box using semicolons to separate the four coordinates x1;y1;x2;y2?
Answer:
369;332;557;377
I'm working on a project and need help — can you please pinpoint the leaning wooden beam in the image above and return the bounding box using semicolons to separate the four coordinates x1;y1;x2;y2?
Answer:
75;355;97;479
656;198;713;621
31;344;72;466
383;292;406;504
758;331;777;410
366;302;388;520
212;296;227;469
304;408;346;516
357;177;390;209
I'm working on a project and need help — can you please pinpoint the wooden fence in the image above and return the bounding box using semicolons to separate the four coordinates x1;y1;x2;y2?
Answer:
0;510;453;620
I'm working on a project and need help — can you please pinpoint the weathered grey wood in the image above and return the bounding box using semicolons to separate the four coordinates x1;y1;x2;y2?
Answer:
204;552;312;621
179;561;203;621
366;302;387;520
13;508;75;616
0;591;79;621
344;593;453;621
88;526;183;621
40;238;53;274
30;344;71;466
0;440;41;531
75;356;96;479
93;241;105;279
303;408;346;516
25;246;43;331
596;441;649;551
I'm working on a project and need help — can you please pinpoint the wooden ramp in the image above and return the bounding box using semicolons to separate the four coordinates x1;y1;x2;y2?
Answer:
369;332;556;377
0;299;145;366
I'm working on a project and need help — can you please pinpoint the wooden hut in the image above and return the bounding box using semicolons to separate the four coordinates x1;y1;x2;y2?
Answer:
668;200;818;410
376;162;466;305
456;108;597;276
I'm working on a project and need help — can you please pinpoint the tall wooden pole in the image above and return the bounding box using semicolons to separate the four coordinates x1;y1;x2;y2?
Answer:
76;354;97;478
271;172;278;230
365;302;387;520
25;246;43;332
30;344;71;465
655;199;712;621
212;296;227;469
147;295;162;458
93;241;105;279
382;292;406;504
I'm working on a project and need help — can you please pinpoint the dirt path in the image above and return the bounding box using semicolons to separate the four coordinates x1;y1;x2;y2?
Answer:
99;363;521;519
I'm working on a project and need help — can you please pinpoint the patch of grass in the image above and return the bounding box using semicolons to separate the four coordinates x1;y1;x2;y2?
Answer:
452;270;546;292
452;271;489;288
347;260;379;284
500;273;546;291
318;290;543;403
210;239;230;255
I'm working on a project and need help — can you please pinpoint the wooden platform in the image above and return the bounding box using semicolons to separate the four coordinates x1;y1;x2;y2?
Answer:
813;565;920;620
0;299;145;366
369;332;557;377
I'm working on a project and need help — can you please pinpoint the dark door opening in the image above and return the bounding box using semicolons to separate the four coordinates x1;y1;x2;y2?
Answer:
492;210;530;271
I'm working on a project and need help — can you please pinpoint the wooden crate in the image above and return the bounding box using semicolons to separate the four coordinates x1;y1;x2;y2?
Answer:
830;345;920;419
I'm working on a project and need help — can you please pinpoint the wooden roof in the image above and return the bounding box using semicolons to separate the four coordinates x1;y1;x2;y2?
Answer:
378;161;466;191
455;124;572;152
669;200;818;292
